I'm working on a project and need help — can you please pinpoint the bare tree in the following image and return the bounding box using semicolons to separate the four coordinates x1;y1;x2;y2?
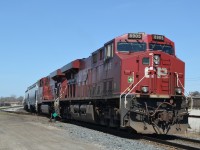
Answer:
0;96;23;102
191;91;200;97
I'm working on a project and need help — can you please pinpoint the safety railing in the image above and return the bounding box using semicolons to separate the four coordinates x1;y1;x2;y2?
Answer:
175;72;193;110
120;74;146;110
119;72;135;110
124;75;146;109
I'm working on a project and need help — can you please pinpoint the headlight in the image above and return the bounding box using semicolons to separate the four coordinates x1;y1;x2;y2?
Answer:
175;87;182;95
141;86;149;93
154;55;160;65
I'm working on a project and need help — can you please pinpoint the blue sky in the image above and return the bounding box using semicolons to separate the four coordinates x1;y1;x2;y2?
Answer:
0;0;199;97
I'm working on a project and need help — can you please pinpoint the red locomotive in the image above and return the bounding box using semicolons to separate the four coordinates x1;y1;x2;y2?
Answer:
24;33;188;134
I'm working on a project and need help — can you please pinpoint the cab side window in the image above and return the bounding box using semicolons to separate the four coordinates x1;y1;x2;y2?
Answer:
142;57;149;65
99;49;104;60
92;53;98;64
105;43;113;60
40;80;43;87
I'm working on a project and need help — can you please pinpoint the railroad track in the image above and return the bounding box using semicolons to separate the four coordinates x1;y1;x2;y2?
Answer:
142;135;200;150
0;107;34;116
57;121;200;150
0;105;23;110
1;108;200;150
189;115;200;118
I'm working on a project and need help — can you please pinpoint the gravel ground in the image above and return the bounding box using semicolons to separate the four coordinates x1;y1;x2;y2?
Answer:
0;112;99;150
4;106;200;149
0;108;162;150
1;107;162;150
52;121;161;150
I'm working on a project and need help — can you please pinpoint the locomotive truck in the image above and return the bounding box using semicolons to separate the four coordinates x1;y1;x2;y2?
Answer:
23;33;188;134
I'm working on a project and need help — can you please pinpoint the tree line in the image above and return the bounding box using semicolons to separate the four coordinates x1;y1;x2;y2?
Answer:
190;91;200;97
0;95;23;103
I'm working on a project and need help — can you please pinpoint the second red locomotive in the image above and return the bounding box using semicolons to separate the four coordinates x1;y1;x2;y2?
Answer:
24;33;188;134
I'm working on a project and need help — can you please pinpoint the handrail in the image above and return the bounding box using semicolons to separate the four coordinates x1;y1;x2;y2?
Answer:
175;72;193;110
120;72;135;96
120;72;135;110
124;75;146;109
119;52;153;111
54;85;63;117
175;72;179;87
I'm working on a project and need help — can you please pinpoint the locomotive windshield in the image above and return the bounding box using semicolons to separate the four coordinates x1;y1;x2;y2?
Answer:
149;43;174;55
117;42;146;52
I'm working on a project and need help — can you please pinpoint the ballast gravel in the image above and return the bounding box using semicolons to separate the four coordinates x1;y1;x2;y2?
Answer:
53;121;162;150
1;107;162;150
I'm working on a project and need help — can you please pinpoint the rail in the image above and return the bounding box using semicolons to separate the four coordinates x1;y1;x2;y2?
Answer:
142;135;200;150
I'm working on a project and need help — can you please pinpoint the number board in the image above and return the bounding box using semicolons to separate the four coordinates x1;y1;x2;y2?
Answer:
128;33;142;39
152;34;165;41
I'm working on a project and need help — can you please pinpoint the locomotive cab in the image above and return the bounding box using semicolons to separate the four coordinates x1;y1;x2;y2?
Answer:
115;33;188;134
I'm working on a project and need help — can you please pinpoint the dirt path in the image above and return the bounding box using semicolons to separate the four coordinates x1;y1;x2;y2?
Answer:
0;112;101;150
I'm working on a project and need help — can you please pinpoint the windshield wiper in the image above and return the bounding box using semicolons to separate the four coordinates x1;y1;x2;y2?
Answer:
125;39;130;43
162;44;167;50
151;42;157;50
162;44;173;54
136;40;145;49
